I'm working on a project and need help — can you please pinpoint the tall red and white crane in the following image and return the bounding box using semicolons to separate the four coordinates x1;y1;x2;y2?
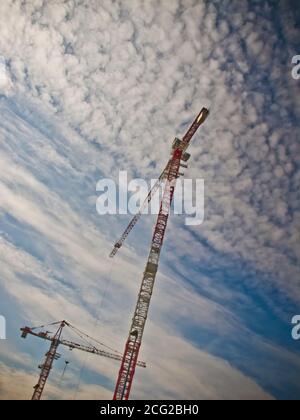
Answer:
111;108;209;400
21;320;146;400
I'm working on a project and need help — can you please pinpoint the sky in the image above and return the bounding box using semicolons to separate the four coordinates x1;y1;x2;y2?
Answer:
0;0;299;400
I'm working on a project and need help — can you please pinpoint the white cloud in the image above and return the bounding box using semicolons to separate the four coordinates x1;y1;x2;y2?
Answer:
0;57;12;93
0;0;299;400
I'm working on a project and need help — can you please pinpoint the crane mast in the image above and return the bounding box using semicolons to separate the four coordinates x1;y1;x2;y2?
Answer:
21;320;146;400
113;108;209;400
29;321;65;400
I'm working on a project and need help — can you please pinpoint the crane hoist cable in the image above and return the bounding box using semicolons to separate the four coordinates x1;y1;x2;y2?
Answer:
72;261;116;399
21;317;146;400
67;322;121;355
58;360;70;388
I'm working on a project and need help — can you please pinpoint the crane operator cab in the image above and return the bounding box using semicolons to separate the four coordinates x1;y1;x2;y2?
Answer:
172;138;191;162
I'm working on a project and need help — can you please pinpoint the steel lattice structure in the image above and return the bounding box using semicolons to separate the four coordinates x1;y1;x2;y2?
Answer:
21;320;146;400
112;108;209;400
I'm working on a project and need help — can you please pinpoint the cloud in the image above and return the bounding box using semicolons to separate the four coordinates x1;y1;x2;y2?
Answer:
0;362;112;400
0;0;299;400
0;57;12;93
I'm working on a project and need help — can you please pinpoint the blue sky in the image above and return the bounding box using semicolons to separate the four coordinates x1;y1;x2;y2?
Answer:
0;0;299;400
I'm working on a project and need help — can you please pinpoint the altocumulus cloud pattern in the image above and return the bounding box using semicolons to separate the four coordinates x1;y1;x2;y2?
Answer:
0;0;299;400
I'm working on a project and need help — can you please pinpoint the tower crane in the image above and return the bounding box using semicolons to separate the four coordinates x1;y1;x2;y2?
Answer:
21;320;146;400
111;108;209;400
